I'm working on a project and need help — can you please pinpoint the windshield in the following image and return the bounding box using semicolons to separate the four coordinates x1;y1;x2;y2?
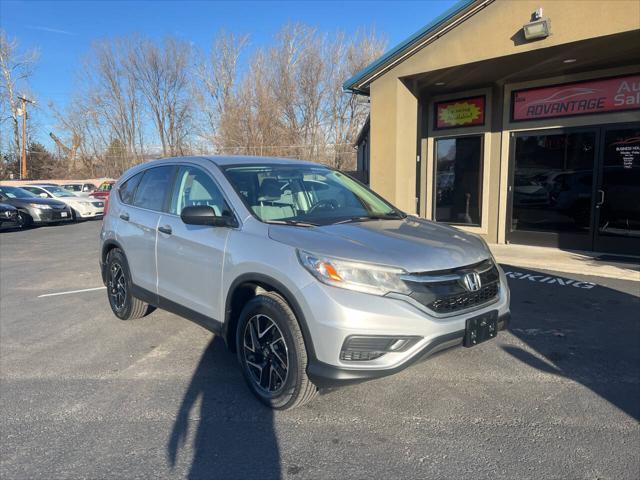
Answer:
63;184;82;191
0;186;38;199
99;182;113;191
223;164;404;226
41;186;76;197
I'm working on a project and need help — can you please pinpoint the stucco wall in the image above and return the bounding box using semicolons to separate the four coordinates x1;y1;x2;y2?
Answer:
368;0;640;236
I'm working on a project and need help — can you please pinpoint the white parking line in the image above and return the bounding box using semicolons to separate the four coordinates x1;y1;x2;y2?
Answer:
38;286;106;298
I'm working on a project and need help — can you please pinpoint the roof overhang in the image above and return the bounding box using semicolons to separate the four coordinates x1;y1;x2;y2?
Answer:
342;0;492;95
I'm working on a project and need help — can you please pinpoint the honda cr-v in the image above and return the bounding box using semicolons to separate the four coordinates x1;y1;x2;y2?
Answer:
100;157;510;409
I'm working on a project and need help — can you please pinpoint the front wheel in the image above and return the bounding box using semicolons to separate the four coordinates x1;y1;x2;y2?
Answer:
16;211;32;228
236;292;318;410
106;248;153;320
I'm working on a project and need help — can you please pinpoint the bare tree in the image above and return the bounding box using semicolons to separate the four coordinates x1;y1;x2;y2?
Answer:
0;29;39;162
84;38;144;167
126;36;193;156
325;30;385;169
194;31;249;145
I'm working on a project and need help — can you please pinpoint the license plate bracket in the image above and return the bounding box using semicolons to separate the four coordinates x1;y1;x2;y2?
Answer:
464;310;498;347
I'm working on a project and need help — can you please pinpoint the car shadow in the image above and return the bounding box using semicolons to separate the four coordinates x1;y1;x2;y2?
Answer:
500;264;640;421
167;336;281;480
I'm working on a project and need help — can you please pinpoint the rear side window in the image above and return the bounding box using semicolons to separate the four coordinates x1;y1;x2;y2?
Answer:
118;172;143;205
132;166;175;212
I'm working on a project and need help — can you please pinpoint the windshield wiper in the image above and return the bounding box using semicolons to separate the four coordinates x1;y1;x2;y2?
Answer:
332;213;405;225
266;219;318;227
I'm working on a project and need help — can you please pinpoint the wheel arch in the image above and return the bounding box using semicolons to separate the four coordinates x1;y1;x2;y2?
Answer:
100;239;125;284
223;273;317;361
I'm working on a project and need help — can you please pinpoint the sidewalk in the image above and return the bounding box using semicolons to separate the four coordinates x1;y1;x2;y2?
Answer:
489;243;640;282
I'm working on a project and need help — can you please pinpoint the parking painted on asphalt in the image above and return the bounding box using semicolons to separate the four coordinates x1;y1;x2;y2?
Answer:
504;270;597;289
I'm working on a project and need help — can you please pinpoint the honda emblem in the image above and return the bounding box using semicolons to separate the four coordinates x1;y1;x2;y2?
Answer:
463;272;482;292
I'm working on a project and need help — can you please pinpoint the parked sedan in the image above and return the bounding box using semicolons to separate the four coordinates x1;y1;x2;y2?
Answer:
0;186;73;227
62;182;97;197
0;202;19;227
22;184;104;220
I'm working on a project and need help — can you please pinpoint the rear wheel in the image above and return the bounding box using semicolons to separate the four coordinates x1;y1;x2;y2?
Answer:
106;248;153;320
236;292;318;410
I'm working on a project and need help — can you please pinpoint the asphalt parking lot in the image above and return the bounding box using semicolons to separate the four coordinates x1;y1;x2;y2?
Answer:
1;221;639;480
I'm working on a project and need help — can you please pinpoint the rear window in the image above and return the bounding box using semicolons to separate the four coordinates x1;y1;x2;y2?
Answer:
132;166;175;212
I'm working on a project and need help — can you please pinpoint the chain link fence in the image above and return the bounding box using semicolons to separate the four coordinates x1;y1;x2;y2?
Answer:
1;143;358;182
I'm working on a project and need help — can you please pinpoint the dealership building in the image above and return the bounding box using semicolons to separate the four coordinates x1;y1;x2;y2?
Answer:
345;0;639;255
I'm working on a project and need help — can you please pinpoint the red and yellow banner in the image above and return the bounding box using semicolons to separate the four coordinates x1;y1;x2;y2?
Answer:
435;96;485;129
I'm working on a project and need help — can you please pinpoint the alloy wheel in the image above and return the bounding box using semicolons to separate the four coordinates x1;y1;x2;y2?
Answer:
108;263;127;312
242;314;289;394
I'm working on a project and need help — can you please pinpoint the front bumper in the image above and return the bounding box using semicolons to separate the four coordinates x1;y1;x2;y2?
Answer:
30;208;73;223
308;312;510;387
0;211;18;223
77;209;104;218
297;273;511;386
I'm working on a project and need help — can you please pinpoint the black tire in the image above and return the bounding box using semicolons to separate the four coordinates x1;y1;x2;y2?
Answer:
71;209;86;222
236;292;318;410
106;248;153;320
16;211;32;228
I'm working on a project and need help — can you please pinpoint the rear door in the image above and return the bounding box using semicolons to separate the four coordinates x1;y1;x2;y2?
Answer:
116;165;176;294
156;164;234;324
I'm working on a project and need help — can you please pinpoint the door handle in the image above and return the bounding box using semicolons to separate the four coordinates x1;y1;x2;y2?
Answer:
119;212;130;221
596;189;605;207
158;225;172;235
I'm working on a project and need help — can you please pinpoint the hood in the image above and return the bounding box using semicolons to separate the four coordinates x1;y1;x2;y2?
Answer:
2;197;68;208
268;216;491;273
0;202;17;211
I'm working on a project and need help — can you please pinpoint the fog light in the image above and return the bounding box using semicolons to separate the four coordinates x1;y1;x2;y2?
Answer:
340;335;421;362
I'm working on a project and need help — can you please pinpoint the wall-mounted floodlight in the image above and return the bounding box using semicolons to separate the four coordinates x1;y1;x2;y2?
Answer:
523;8;550;41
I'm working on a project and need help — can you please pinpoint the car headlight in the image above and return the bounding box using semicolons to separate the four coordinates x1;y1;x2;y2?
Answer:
297;250;410;296
30;204;52;210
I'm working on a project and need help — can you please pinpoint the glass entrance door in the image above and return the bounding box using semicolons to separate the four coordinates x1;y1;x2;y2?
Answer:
509;129;598;250
509;124;640;255
594;125;640;255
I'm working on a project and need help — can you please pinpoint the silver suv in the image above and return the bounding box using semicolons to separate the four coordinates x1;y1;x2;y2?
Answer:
100;157;510;409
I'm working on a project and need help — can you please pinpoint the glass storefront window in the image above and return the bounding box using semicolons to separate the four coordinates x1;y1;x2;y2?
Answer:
434;135;483;226
512;132;595;234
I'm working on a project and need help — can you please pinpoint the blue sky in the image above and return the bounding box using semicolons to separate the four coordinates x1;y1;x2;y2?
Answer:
1;0;458;147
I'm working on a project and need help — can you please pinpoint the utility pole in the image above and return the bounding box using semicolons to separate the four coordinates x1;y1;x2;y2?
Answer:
17;95;35;179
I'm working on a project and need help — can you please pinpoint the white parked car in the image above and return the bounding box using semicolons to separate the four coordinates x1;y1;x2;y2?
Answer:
62;182;97;197
22;184;104;220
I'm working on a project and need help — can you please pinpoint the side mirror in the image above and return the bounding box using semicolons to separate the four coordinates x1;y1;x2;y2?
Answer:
39;192;48;198
180;205;237;227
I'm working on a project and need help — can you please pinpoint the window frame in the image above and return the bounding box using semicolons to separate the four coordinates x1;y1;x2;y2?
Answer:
432;133;485;227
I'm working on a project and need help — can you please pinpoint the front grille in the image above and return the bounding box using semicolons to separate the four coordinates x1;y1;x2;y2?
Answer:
403;259;500;315
428;282;499;313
